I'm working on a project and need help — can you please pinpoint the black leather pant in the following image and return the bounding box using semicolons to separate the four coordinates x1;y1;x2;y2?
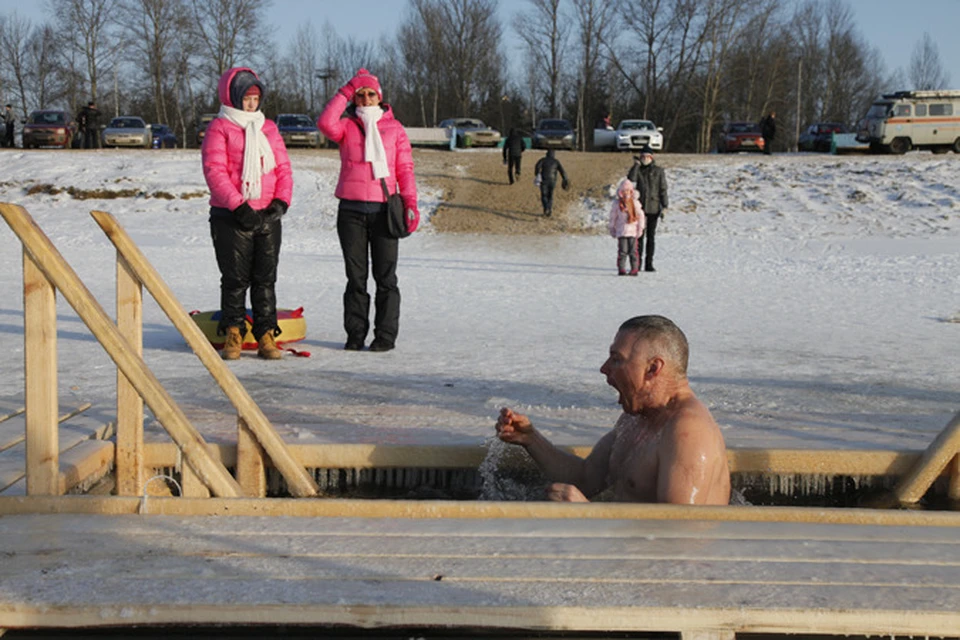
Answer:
337;204;400;344
540;180;556;215
640;213;660;269
210;209;282;340
507;154;522;184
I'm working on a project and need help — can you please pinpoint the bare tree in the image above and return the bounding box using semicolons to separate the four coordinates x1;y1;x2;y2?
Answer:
27;23;65;110
189;0;272;79
908;32;950;91
51;0;123;102
288;21;321;114
513;0;568;118
119;0;189;125
0;12;33;116
570;0;618;149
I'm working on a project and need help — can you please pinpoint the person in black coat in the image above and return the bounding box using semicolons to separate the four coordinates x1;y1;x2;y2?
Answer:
626;146;668;271
3;105;15;148
79;101;102;149
502;128;525;184
759;111;776;155
533;149;569;217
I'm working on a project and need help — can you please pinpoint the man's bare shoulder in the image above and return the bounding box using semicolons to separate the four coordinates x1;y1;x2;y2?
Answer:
663;395;724;447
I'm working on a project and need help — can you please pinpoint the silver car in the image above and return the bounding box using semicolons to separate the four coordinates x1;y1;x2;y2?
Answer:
102;116;151;148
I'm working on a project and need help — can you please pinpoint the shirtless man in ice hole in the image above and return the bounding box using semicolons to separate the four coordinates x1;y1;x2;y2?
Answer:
496;315;731;505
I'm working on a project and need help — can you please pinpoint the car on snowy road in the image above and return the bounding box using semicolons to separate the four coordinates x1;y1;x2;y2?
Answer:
150;123;178;149
716;121;765;153
798;122;850;152
101;116;152;148
532;118;576;150
21;110;77;149
593;118;664;151
276;113;323;148
438;117;501;148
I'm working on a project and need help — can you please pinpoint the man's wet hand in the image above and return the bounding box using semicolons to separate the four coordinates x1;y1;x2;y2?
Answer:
495;407;533;444
547;483;588;502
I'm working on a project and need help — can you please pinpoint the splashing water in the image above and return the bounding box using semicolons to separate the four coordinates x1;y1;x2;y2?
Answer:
477;437;550;501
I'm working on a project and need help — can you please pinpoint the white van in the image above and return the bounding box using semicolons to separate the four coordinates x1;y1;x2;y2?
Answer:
857;90;960;154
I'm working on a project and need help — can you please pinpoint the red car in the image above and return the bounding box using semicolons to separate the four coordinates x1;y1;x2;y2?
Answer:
716;121;765;153
22;110;77;149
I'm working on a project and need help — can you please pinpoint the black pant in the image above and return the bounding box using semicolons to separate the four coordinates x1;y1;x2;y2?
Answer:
762;136;772;154
507;154;522;184
83;128;99;149
210;211;282;340
540;181;555;216
4;123;14;148
337;204;400;344
640;213;659;269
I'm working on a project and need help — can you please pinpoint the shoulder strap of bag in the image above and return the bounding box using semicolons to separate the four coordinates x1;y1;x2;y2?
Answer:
380;178;397;198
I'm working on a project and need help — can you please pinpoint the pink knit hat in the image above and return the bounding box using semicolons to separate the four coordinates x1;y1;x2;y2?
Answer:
353;68;382;101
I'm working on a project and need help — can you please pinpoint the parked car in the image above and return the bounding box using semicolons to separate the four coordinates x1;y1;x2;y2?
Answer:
101;116;151;148
798;122;850;152
716;121;765;153
21;110;77;149
150;123;178;149
593;119;664;151
275;113;323;148
532;118;576;150
438;117;501;147
195;113;217;147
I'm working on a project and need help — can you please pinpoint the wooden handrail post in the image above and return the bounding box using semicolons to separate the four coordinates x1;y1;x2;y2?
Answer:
23;250;59;495
115;255;145;496
949;454;960;502
894;410;960;505
0;203;242;498
89;209;319;498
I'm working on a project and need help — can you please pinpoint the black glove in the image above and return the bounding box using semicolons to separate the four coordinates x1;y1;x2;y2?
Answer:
561;178;570;191
233;202;259;231
258;198;288;228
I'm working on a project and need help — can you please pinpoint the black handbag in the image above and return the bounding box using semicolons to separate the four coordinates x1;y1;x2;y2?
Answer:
381;178;410;239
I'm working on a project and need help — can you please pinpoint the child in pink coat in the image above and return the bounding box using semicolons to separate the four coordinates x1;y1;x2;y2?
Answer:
201;67;293;360
608;178;645;276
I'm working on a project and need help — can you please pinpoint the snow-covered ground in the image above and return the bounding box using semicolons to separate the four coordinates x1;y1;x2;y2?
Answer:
0;149;957;452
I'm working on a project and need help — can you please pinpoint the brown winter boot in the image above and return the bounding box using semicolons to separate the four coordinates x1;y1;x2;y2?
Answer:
221;326;243;360
257;331;283;360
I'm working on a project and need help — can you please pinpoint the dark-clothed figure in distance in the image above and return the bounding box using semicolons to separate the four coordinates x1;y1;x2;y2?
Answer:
3;105;15;148
318;68;420;353
760;111;776;155
79;101;102;149
202;67;293;360
496;315;731;505
502;128;525;185
534;149;569;217
626;145;668;272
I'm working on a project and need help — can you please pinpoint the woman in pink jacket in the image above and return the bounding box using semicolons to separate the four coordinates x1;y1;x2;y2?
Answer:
608;178;645;276
318;68;419;352
202;67;293;360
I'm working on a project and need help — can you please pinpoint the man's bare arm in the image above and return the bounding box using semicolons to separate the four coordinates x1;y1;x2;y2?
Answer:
656;412;728;505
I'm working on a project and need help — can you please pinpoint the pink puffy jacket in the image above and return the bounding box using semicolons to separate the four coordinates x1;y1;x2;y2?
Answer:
202;67;293;212
317;92;417;211
608;178;645;238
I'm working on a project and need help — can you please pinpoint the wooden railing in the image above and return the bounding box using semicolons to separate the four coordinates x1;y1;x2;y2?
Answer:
0;203;318;499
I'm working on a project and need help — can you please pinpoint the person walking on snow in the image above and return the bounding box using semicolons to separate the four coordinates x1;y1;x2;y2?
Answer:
502;127;525;184
3;105;15;148
202;67;293;360
318;68;420;352
627;146;668;272
534;149;569;217
760;110;776;155
608;178;645;276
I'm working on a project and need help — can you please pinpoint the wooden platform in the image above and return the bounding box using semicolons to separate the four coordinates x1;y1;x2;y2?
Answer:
1;510;958;637
0;400;114;496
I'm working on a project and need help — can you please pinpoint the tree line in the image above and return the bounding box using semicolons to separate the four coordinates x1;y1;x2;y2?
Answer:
0;0;951;152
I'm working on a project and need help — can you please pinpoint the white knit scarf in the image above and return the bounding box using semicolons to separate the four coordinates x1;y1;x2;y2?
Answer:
356;106;389;179
217;105;276;201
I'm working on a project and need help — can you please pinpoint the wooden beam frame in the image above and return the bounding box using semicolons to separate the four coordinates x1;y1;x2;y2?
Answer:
0;203;242;498
89;209;318;498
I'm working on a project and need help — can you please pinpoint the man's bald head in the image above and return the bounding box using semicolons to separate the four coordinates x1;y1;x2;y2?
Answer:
617;315;689;377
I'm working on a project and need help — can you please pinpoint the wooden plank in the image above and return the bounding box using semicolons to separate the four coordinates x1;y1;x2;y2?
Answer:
0;203;241;498
950;453;960;501
0;402;93;453
894;410;960;503
89;209;317;498
115;254;145;497
181;460;211;498
1;441;113;496
0;400;25;423
0;515;958;635
236;417;266;497
2;495;960;527
22;250;58;495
